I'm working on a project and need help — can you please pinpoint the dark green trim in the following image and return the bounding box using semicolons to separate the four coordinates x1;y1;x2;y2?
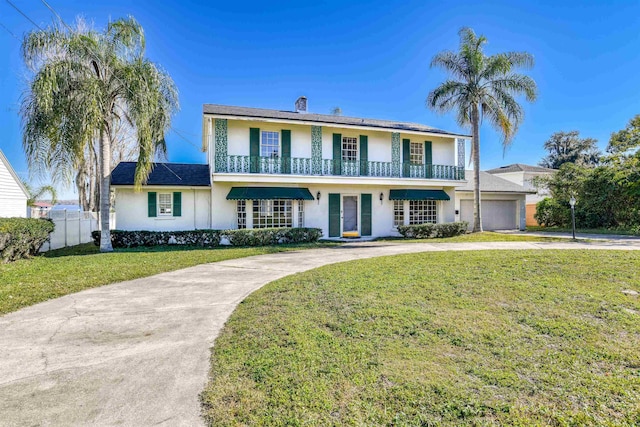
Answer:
226;187;315;200
249;127;260;173
359;135;368;176
361;193;372;236
328;193;340;238
172;192;182;217
281;129;291;174
332;133;342;175
402;138;411;177
148;192;157;217
424;140;433;178
389;189;450;201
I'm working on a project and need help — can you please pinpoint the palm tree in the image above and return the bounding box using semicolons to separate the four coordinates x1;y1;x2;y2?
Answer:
427;28;537;232
21;16;178;251
22;181;58;207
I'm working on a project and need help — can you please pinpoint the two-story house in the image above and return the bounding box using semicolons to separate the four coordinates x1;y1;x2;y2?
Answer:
111;97;470;238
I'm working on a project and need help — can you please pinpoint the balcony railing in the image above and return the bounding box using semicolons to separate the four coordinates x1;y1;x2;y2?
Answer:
223;156;464;180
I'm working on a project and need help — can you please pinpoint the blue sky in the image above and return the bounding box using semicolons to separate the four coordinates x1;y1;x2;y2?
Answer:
1;0;639;198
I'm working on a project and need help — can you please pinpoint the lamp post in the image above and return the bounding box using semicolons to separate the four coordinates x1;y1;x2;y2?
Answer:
569;195;577;240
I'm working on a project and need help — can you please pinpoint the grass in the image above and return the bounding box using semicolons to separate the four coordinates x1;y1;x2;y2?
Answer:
376;231;565;243
201;250;640;426
0;242;336;315
527;226;640;236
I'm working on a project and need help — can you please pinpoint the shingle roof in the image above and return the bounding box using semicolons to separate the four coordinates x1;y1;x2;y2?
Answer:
111;162;211;186
203;104;471;137
457;170;535;193
486;163;556;174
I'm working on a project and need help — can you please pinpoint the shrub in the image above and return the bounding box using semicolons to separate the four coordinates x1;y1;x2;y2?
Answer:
0;217;55;262
534;198;570;227
92;227;323;248
397;222;467;239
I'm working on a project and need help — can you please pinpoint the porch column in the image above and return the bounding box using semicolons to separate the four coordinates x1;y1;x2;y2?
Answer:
214;118;228;173
311;125;322;175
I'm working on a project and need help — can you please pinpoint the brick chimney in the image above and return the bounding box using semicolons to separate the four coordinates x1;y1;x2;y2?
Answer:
295;96;307;114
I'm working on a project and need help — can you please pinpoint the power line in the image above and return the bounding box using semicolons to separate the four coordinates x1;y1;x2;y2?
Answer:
5;0;43;30
40;0;72;31
0;21;18;39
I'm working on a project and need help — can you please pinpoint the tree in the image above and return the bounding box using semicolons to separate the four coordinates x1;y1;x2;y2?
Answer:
22;181;58;207
21;16;178;252
539;131;600;169
607;114;640;158
427;27;537;232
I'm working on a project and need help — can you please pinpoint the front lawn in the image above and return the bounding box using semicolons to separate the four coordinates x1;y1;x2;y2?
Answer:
0;242;335;315
202;250;640;426
527;226;640;236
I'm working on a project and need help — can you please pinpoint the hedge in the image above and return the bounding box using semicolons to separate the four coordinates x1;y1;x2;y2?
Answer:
92;227;323;248
397;222;468;239
0;217;55;262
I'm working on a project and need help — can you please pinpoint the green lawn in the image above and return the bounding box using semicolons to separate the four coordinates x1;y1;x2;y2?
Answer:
377;231;565;243
527;226;640;236
0;242;335;315
201;250;640;426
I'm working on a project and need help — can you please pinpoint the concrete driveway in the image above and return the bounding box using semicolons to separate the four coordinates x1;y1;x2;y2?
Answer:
1;240;639;426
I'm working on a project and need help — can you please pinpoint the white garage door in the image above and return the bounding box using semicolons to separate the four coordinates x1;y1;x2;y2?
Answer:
460;200;517;230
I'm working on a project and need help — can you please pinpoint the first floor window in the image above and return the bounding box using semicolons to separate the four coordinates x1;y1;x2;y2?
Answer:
342;136;358;162
409;200;437;224
237;200;246;229
298;201;305;227
253;199;292;228
410;142;423;164
393;200;404;228
158;193;172;215
261;131;279;158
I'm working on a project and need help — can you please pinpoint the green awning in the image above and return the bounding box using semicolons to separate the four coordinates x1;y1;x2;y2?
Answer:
389;189;450;201
226;187;315;200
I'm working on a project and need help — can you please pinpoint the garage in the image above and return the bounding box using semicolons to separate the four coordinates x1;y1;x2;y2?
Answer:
460;200;517;230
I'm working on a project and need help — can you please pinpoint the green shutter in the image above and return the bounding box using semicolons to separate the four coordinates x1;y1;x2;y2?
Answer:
148;192;157;217
359;135;368;176
402;138;411;177
328;193;340;237
281;129;291;174
173;192;182;217
250;127;260;173
361;193;372;236
332;133;342;175
424;140;433;178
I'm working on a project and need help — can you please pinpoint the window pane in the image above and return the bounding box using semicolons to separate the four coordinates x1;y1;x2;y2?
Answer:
253;199;292;228
342;137;358;162
159;193;172;215
298;201;304;227
409;200;436;224
237;200;246;229
393;200;404;228
261;131;279;158
410;142;423;164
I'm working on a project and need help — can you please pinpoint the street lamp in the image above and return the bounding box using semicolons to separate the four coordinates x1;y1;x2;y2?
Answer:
569;195;577;240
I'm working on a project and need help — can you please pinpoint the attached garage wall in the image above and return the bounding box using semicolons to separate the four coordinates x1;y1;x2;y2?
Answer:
456;192;526;231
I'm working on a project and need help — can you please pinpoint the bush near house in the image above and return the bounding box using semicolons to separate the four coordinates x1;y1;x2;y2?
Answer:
397;222;468;239
92;227;323;248
0;218;55;263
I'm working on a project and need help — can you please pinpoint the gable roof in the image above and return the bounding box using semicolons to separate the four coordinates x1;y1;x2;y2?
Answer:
457;170;535;194
203;104;471;138
111;162;211;187
0;149;29;197
486;163;556;174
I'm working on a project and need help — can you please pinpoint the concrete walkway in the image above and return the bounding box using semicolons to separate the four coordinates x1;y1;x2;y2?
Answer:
2;240;640;426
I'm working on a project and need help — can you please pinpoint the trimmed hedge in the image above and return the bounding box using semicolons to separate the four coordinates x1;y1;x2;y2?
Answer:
92;227;323;248
0;217;55;262
397;222;468;239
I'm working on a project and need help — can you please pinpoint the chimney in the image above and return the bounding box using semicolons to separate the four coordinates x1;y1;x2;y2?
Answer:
295;96;307;114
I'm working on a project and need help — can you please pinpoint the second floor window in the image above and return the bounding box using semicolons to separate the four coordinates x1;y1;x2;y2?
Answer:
261;131;279;158
342;137;357;162
410;142;423;164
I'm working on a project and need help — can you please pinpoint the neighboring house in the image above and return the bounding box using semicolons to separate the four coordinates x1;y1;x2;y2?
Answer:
112;98;526;237
31;201;53;218
0;150;29;218
455;170;535;231
486;163;556;226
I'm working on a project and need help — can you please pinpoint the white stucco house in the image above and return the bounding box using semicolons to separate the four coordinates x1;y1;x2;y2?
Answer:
455;170;534;231
0;150;29;218
111;98;532;238
486;164;556;226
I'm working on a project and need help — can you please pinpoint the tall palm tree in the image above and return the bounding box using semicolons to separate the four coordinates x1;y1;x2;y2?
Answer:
21;16;178;251
427;28;537;232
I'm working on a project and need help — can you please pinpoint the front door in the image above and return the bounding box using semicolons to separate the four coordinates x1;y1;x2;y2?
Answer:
342;195;358;235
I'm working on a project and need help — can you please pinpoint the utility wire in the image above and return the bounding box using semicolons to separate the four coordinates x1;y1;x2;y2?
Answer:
40;0;72;31
0;21;18;39
6;0;43;30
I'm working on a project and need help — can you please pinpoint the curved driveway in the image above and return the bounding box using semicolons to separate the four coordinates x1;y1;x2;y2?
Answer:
1;240;639;426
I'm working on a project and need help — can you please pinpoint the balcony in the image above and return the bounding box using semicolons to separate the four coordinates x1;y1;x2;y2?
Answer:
222;155;464;180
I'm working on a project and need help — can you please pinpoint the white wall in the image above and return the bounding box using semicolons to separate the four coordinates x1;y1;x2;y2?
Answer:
0;154;28;217
114;187;211;231
211;182;456;238
491;170;554;204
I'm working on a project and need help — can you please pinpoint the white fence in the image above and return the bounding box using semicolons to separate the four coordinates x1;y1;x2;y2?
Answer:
40;210;100;251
